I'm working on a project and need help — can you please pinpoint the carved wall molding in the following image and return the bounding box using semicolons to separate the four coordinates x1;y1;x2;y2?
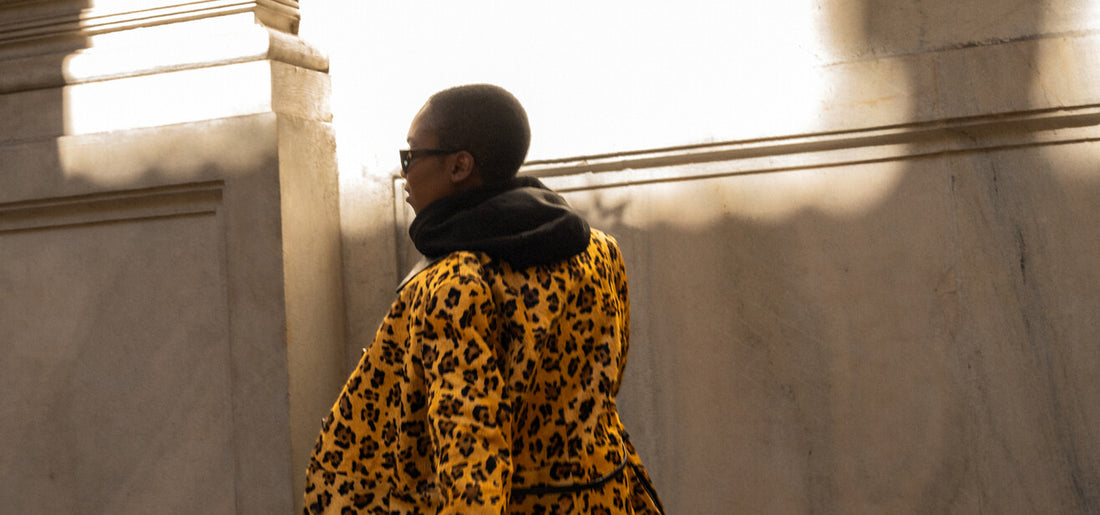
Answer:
0;0;320;93
524;105;1100;193
0;180;224;234
0;0;299;47
389;104;1100;279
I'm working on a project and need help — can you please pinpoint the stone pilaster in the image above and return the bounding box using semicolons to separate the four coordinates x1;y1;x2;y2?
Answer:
0;2;345;513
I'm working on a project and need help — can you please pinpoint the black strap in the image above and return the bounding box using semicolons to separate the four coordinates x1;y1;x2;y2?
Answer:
511;441;628;497
632;462;667;515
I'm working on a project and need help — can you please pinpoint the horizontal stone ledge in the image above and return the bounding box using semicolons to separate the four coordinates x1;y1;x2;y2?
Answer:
0;0;300;46
0;23;325;94
0;180;225;234
523;104;1100;191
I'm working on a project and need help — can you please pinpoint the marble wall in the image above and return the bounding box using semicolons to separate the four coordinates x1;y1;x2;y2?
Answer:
0;2;345;514
536;133;1100;513
2;1;1099;514
521;7;1100;511
374;2;1100;512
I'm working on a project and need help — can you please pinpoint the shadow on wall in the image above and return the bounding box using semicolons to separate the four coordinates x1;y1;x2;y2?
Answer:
1;5;95;512
1;128;284;512
0;10;336;512
563;1;1100;513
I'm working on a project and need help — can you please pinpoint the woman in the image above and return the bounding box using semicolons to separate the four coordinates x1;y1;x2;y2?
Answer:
303;84;663;514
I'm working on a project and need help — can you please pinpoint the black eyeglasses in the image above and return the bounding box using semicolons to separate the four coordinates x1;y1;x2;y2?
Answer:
399;148;461;175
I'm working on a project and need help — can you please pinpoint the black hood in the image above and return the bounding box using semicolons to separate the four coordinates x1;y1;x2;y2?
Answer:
408;176;591;269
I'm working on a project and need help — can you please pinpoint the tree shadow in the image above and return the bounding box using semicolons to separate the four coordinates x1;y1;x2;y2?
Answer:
560;2;1100;512
0;6;342;513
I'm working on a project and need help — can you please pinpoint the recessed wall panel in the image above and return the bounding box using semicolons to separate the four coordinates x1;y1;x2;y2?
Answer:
0;200;234;514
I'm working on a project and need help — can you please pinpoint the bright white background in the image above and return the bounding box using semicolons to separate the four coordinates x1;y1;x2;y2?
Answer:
299;1;830;178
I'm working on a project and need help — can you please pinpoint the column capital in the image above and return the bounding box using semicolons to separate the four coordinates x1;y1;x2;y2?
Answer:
0;0;324;93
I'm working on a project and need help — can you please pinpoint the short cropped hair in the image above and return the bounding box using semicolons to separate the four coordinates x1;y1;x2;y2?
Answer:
424;84;531;185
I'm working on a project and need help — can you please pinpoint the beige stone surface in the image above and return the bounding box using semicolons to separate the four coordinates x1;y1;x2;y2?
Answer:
4;1;1100;514
1;204;235;514
819;0;1098;61
514;26;1100;508
0;3;344;512
1;110;345;513
277;114;348;503
540;136;1100;514
370;13;1100;512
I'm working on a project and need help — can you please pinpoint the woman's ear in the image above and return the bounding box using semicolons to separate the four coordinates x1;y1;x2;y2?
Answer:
449;151;479;185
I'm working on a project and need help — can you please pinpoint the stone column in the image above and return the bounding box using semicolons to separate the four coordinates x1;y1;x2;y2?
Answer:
0;2;345;513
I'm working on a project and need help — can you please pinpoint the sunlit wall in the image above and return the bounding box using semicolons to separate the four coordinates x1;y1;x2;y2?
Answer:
298;1;1100;513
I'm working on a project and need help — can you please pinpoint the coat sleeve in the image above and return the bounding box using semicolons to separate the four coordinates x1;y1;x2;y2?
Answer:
606;234;632;397
417;256;512;514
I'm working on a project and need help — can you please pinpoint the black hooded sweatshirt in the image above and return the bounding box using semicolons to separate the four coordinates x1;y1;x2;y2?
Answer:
408;176;591;271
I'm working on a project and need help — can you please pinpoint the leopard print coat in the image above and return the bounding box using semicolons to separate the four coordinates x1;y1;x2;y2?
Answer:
303;229;662;514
